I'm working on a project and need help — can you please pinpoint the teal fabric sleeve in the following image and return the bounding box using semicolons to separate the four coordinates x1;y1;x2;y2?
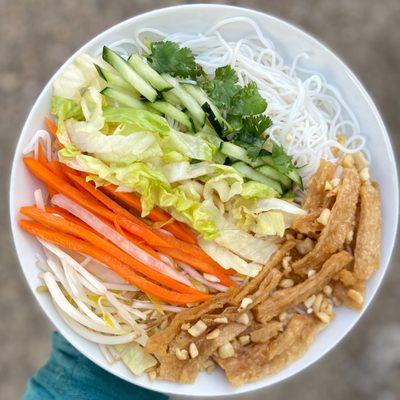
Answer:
23;332;168;400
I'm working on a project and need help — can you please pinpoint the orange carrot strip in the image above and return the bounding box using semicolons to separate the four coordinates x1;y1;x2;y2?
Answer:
19;215;202;297
155;229;230;273
66;173;171;248
24;157;129;223
155;246;235;287
45;117;58;137
45;205;95;230
102;184;197;244
37;143;47;165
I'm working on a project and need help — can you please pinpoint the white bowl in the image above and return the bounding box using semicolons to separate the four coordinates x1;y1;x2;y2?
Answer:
9;4;398;397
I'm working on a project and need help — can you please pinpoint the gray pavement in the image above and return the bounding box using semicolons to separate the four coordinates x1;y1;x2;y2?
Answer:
1;1;399;399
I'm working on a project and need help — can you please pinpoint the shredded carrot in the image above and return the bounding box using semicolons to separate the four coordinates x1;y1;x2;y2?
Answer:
45;117;58;137
102;184;197;244
24;157;124;222
155;229;230;274
37;143;47;165
155;246;235;287
65;173;171;248
19;212;202;297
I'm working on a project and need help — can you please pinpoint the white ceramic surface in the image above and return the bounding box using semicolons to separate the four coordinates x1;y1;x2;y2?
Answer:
9;4;398;397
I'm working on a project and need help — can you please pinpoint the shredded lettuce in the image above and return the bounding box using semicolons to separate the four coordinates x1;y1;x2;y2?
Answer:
51;96;84;121
241;181;278;199
103;106;170;135
112;343;157;376
53;54;104;102
199;238;262;277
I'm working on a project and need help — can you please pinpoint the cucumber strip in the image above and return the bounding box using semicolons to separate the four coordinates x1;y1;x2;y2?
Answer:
149;101;192;129
162;90;182;106
220;142;252;163
128;54;173;92
231;161;283;194
161;74;205;126
94;64;139;94
102;47;157;102
287;169;304;189
183;84;224;121
256;165;292;189
101;87;146;110
253;154;303;189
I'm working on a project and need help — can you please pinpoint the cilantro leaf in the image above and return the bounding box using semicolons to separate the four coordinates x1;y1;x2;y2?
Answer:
203;66;241;109
147;41;202;79
233;115;272;159
229;82;267;116
271;142;296;175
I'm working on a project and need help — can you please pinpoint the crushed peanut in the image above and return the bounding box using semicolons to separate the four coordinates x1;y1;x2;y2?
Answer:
282;256;292;270
347;289;364;305
316;311;331;323
238;335;250;346
296;238;315;255
323;285;333;296
181;322;191;331
206;328;220;340
279;278;294;288
218;342;235;359
313;293;324;313
317;208;331;226
188;320;207;337
237;313;250;325
279;312;289;322
307;269;316;278
175;348;189;361
214;317;228;324
304;294;316;309
239;297;253;311
189;343;199;359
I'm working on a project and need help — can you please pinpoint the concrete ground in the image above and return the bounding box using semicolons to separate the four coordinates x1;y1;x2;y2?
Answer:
1;1;399;399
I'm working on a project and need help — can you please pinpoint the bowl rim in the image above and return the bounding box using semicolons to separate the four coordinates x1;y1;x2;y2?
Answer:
9;3;399;397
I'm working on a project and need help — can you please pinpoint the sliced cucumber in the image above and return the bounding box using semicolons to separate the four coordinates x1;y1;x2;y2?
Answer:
183;84;224;121
101;87;146;110
231;161;283;194
102;47;157;102
149;101;192;129
128;54;173;92
161;74;205;126
287;169;303;189
256;165;292;189
220;142;252;163
162;90;182;106
95;64;138;94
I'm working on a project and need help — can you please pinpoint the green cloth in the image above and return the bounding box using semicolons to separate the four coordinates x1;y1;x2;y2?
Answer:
23;332;168;400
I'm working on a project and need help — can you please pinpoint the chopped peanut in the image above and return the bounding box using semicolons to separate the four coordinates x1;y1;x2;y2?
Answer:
188;320;207;337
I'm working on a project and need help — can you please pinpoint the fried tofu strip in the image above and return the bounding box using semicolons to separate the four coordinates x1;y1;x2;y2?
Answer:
255;251;353;323
302;160;336;211
215;315;322;386
353;183;381;281
292;210;322;238
147;289;238;356
293;167;360;274
232;241;295;305
158;321;248;383
250;321;283;344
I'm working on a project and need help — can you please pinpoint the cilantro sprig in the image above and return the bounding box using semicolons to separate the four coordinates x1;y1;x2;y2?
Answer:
146;41;203;79
233;115;272;159
203;66;267;117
